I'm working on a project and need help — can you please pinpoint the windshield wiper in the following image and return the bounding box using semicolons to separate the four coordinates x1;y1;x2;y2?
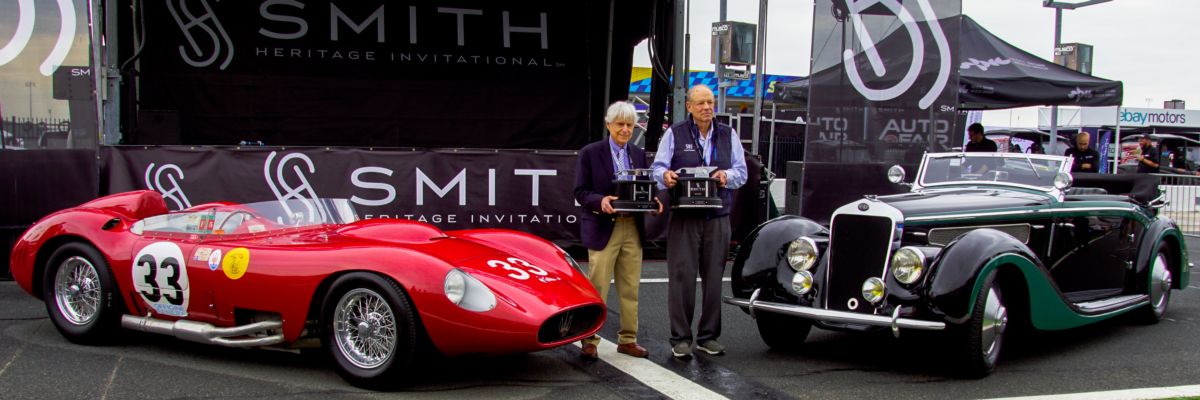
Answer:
1025;154;1041;179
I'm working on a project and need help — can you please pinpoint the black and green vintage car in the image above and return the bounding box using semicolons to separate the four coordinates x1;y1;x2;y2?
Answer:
726;152;1190;376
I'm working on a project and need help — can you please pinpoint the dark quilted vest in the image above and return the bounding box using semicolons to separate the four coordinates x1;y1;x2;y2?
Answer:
668;119;734;217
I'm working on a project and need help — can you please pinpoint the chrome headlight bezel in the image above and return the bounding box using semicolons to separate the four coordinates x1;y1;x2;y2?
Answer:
791;270;814;295
443;269;497;312
890;246;926;285
861;277;886;304
786;237;819;272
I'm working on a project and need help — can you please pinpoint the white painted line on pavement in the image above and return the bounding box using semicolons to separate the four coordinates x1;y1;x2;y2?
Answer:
640;277;731;284
982;384;1200;400
576;339;728;400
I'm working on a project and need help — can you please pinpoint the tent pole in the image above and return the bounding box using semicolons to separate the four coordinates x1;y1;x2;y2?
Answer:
603;0;614;112
1113;106;1121;174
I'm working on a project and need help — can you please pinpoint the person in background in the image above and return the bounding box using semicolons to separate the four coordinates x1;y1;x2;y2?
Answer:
573;101;660;360
1136;134;1160;173
652;84;747;359
1064;132;1100;173
964;123;998;152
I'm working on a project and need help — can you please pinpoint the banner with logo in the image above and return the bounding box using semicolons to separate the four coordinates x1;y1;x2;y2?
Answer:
799;0;962;221
103;146;583;239
135;0;608;149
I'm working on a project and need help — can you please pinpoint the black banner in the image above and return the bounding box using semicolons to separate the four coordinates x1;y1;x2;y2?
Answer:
801;0;962;220
102;146;582;239
135;0;606;149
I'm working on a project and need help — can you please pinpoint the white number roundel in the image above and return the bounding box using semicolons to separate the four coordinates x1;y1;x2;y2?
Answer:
132;242;190;317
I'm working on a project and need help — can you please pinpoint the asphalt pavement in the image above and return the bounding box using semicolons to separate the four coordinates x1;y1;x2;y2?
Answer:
1;239;1198;399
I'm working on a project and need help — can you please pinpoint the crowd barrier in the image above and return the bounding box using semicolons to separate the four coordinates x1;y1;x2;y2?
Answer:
1158;173;1200;237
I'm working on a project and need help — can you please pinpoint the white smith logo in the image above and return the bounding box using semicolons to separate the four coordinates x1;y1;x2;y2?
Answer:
167;0;235;70
145;163;193;210
263;151;330;224
841;0;952;110
0;0;78;76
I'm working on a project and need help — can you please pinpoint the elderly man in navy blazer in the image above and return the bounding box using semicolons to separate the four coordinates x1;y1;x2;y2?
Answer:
573;101;660;360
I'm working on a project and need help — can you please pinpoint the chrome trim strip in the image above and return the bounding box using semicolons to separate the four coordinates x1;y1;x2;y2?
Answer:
906;206;1137;222
1073;294;1148;313
725;296;945;331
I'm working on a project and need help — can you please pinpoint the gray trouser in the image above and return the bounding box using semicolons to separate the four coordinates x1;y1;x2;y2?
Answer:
666;213;730;345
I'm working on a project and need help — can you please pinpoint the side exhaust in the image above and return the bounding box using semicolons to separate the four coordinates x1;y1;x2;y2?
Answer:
121;315;284;348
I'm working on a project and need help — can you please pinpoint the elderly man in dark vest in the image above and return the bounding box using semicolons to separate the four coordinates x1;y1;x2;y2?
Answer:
651;84;748;359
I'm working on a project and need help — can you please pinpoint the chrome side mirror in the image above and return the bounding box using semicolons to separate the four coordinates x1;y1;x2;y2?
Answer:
1053;172;1073;190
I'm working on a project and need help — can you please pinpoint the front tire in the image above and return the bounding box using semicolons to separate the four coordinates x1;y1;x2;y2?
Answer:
755;311;812;351
1135;247;1173;324
953;269;1007;378
42;242;123;345
322;273;417;389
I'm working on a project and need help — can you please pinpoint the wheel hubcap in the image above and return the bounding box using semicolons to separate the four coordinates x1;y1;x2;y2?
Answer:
54;256;101;326
981;287;1006;359
333;288;397;369
1150;254;1172;315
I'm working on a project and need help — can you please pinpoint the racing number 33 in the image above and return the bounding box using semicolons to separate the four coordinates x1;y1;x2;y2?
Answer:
137;253;184;305
486;258;548;280
132;242;191;317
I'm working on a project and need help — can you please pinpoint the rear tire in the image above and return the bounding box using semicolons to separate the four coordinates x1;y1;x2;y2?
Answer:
1135;247;1172;324
42;242;123;345
322;273;417;389
755;311;812;351
953;269;1006;378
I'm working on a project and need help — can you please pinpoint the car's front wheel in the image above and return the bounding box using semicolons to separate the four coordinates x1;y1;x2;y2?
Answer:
322;273;417;389
954;269;1006;378
755;311;812;351
42;242;123;344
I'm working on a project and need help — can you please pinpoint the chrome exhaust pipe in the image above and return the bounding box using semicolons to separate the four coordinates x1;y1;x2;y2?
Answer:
121;315;284;348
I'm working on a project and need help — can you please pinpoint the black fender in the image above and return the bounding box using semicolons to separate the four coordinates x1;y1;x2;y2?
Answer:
1135;217;1189;290
927;228;1043;324
731;215;828;300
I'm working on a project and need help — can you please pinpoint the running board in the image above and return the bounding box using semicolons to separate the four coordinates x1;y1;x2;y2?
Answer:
1072;294;1148;314
121;315;284;348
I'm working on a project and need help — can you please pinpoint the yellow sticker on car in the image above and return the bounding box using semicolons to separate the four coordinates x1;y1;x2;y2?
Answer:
222;247;250;280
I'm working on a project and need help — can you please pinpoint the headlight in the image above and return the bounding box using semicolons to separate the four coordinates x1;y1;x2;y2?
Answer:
443;269;497;312
791;271;814;295
786;237;819;271
861;277;885;304
554;243;586;274
890;247;926;285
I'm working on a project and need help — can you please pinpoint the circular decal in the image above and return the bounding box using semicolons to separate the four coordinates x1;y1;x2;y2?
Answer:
207;249;222;271
132;241;190;317
222;248;250;280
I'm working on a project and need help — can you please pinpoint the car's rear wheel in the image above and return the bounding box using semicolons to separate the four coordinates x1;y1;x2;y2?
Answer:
322;273;416;389
755;311;812;351
1136;247;1172;324
43;242;123;344
954;269;1006;378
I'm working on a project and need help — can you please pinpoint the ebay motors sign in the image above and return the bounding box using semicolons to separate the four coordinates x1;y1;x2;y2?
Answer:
1116;107;1197;128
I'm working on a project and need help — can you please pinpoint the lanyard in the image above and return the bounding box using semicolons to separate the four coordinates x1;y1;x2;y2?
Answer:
690;121;717;166
610;144;627;175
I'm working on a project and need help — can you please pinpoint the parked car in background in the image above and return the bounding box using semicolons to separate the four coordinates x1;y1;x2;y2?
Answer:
726;152;1189;377
10;191;604;388
1118;133;1200;174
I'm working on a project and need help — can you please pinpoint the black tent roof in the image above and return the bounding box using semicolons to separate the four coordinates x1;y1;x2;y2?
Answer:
777;16;1123;110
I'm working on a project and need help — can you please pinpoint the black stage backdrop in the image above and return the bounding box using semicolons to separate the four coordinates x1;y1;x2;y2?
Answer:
801;0;962;222
103;146;583;239
132;0;645;149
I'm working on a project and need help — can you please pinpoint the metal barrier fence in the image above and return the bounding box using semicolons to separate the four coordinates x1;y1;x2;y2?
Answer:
1158;173;1200;237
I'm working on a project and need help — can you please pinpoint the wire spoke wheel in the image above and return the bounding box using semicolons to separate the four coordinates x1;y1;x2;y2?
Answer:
53;256;102;326
333;288;397;370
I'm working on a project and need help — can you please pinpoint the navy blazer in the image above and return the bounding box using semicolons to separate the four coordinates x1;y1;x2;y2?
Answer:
573;138;649;250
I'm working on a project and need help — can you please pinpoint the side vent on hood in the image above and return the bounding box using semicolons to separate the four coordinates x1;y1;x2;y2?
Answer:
928;223;1031;246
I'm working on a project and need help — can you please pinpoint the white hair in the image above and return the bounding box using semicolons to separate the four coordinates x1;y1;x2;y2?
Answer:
604;101;637;124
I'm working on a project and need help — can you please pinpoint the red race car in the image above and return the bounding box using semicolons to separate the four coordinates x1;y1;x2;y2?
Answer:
10;190;604;388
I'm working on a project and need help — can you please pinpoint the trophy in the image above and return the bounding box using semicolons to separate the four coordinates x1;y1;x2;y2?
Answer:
670;166;723;209
610;169;658;212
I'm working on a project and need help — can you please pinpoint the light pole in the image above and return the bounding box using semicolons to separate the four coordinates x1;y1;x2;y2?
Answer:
1042;0;1112;156
24;81;35;122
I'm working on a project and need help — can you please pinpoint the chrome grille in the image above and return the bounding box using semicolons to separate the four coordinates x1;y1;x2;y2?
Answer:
826;214;892;312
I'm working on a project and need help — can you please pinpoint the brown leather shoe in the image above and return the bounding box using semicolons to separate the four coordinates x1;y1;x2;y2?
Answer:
580;343;598;360
616;342;649;358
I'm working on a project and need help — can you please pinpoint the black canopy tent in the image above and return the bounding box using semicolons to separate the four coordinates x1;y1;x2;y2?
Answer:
777;15;1123;110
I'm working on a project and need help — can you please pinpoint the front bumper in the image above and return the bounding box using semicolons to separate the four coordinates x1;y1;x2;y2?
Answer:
724;289;946;332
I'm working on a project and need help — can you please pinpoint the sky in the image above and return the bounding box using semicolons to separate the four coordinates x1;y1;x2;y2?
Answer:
631;0;1200;128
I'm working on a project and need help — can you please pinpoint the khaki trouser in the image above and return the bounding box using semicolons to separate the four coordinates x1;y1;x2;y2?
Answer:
583;215;642;345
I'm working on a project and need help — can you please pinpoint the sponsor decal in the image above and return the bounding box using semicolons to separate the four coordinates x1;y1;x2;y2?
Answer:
208;249;223;271
132;242;191;317
222;248;250;280
193;247;213;262
959;57;1011;72
1067;87;1093;102
841;0;952;110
